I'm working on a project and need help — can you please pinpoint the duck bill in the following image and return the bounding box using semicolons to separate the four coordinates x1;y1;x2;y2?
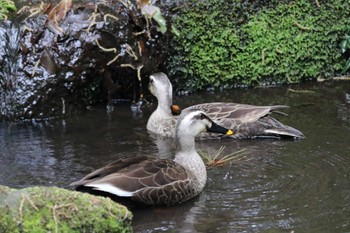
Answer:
207;122;233;136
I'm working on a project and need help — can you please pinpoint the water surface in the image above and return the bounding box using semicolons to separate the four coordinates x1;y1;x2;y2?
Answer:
1;81;350;232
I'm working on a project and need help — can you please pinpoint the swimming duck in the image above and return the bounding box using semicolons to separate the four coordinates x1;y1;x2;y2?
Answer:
70;110;233;206
147;72;305;139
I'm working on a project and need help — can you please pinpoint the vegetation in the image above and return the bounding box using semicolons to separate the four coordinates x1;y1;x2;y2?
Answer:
0;0;16;20
168;0;350;91
340;31;350;73
0;186;132;233
199;146;246;168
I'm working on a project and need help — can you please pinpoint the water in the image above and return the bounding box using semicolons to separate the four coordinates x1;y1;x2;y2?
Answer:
1;80;350;232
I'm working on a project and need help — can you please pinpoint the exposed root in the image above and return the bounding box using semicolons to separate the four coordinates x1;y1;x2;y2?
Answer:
18;1;49;20
104;13;119;23
95;38;122;65
107;54;122;66
95;38;117;53
133;17;151;40
120;64;135;69
136;64;144;81
120;64;143;81
86;5;99;32
125;44;138;61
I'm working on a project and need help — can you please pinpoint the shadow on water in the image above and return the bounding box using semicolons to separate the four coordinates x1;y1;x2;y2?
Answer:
1;81;350;232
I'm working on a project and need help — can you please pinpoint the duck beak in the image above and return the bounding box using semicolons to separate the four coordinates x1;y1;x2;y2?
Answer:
207;121;234;136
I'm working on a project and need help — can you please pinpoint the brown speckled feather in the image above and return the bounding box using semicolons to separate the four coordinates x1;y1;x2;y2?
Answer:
147;73;305;139
187;102;302;139
71;156;198;206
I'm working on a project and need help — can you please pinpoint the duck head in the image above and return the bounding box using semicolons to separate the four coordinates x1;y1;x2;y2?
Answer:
176;109;233;139
149;72;172;100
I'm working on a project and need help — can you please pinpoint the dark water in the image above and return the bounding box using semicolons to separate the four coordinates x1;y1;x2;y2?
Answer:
1;81;350;233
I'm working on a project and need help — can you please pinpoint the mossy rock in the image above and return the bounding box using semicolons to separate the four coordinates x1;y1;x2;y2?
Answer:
0;185;132;233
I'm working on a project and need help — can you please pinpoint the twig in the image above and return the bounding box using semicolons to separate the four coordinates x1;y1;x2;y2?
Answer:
332;76;350;80
24;195;39;211
315;0;320;8
287;76;298;84
287;88;315;94
52;203;76;233
53;204;59;233
261;48;266;65
293;21;312;31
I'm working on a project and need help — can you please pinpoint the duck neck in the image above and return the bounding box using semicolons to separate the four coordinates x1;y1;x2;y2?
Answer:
174;135;207;189
147;92;175;136
156;92;173;116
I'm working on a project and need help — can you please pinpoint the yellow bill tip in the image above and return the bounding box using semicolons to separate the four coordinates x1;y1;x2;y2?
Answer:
226;129;234;136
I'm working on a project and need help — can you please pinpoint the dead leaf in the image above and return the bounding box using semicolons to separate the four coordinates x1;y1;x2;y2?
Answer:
45;0;72;35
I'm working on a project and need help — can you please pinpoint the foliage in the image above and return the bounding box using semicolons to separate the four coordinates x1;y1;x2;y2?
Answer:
340;31;350;72
168;0;350;91
0;0;16;20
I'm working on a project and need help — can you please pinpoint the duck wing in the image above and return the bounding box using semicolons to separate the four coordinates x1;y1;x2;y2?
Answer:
70;156;196;206
187;102;288;124
187;102;304;139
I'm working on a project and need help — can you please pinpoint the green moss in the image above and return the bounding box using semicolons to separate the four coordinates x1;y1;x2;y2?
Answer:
0;0;16;20
168;0;350;91
0;186;132;233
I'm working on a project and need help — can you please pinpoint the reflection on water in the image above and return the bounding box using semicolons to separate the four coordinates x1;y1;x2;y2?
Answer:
1;81;350;232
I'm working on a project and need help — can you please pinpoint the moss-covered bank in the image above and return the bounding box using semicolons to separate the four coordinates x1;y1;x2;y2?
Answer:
0;185;132;233
168;0;350;91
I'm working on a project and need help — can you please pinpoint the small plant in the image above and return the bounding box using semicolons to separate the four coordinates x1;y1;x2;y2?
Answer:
199;146;246;169
340;31;350;73
0;0;16;20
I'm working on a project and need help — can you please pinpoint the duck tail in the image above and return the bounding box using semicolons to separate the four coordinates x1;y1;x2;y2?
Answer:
264;125;305;139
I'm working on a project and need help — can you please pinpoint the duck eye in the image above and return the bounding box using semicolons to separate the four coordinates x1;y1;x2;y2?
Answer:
199;113;207;120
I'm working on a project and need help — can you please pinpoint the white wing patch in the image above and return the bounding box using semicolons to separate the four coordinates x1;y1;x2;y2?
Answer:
85;183;135;197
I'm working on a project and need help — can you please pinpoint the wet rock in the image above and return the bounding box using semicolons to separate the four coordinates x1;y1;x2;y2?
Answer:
0;1;169;120
0;185;132;232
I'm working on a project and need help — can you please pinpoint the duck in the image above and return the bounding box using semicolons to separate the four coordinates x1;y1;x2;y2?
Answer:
147;72;305;139
70;109;233;206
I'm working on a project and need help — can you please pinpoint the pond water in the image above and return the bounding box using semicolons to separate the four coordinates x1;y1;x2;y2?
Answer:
1;80;350;232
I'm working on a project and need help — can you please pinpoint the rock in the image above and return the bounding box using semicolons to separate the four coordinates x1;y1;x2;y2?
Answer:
0;185;132;233
0;1;169;120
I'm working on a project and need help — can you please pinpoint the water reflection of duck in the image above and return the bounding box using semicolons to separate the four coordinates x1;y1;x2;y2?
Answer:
70;110;233;206
147;72;305;139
